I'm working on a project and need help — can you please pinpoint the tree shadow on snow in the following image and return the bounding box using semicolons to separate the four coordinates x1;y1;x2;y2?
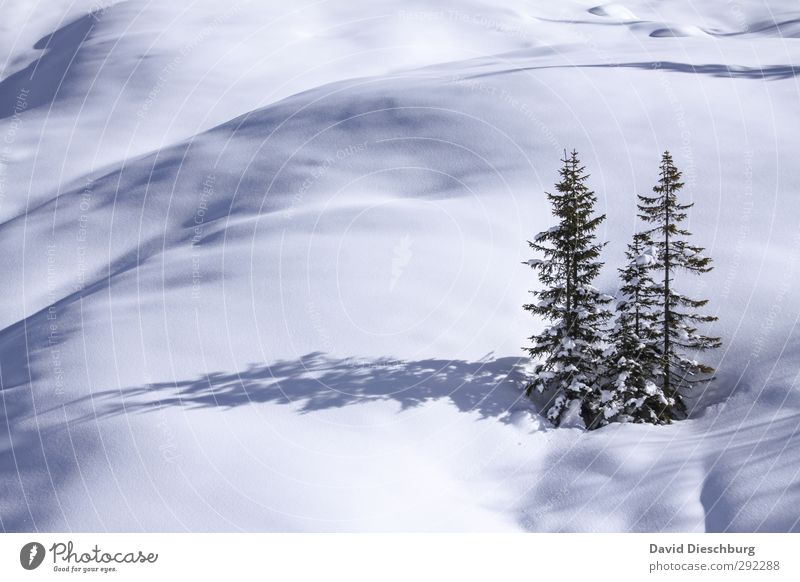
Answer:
67;353;540;425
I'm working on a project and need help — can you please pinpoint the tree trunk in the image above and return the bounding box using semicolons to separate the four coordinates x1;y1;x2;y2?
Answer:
663;168;671;397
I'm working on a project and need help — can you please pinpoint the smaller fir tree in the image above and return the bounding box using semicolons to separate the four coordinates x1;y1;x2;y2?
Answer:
600;231;672;425
638;151;721;418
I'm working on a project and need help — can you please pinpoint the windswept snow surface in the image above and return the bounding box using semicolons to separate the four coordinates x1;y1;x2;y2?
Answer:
1;0;800;532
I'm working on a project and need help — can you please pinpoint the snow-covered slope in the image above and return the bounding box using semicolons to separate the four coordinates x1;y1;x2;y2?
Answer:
2;0;800;532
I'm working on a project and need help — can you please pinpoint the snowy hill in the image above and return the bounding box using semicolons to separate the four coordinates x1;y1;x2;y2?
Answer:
1;0;799;532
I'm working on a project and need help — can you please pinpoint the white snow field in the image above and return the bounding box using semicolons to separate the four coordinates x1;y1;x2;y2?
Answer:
1;0;800;532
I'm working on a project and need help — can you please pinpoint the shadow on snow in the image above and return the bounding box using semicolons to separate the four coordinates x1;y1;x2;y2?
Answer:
66;352;537;424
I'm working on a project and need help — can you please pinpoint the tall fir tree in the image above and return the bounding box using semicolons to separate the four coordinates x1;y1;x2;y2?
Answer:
600;231;672;424
637;151;721;418
524;150;612;428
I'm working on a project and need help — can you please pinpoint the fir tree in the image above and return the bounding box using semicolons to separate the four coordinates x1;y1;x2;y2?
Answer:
637;151;721;418
600;231;672;424
523;150;612;428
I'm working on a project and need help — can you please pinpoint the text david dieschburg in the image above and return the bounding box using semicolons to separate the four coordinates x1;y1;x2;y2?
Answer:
650;543;755;557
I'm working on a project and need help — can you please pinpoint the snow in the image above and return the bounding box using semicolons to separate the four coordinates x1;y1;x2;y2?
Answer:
649;25;708;39
588;4;638;21
2;0;800;532
602;402;619;419
535;226;560;241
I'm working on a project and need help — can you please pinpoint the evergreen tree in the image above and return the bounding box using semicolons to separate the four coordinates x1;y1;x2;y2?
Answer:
637;151;721;418
523;150;612;428
600;231;672;424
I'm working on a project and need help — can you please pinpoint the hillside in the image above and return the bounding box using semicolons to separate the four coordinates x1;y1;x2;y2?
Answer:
1;0;799;532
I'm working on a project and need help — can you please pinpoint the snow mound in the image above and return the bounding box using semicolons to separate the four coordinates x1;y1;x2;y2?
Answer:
588;3;638;21
650;24;707;38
